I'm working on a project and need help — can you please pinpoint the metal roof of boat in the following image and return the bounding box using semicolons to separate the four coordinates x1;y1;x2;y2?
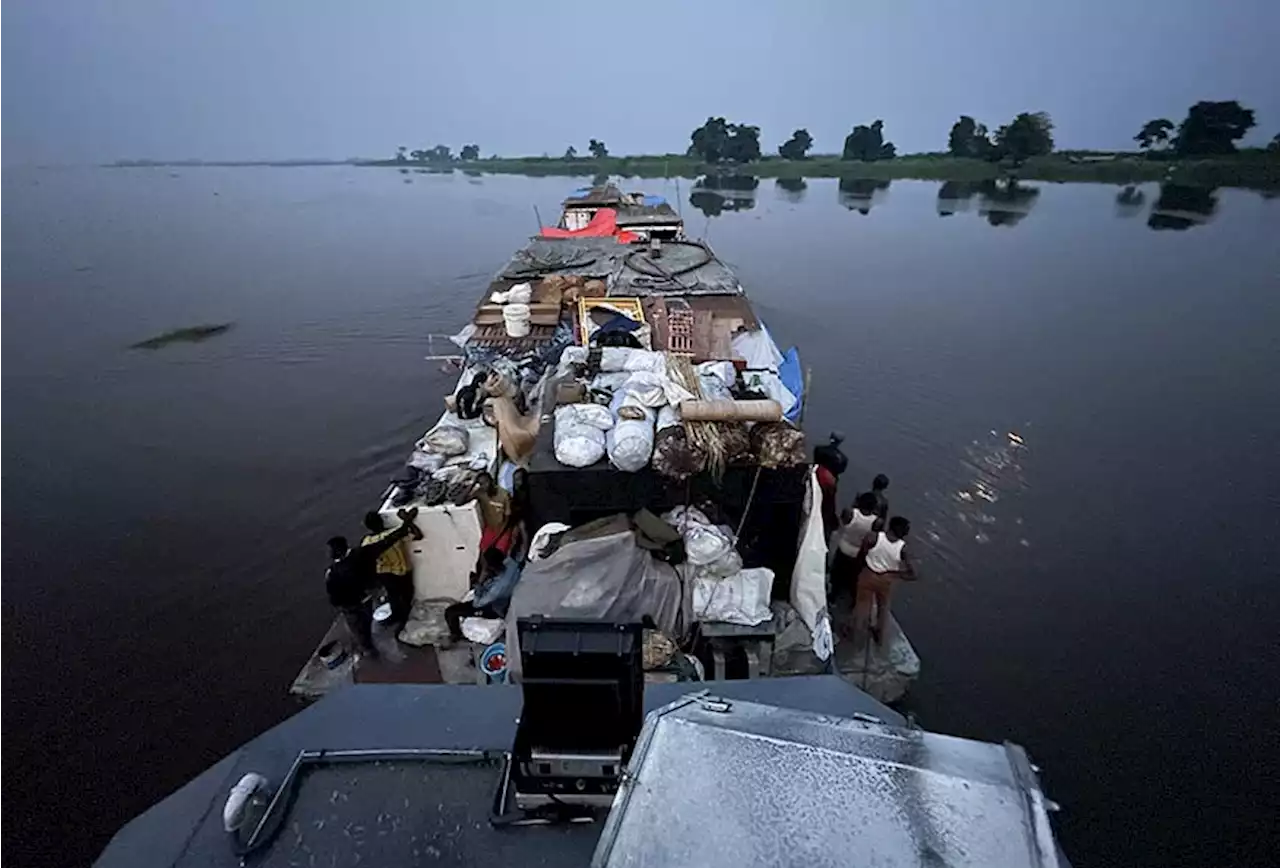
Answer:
613;201;682;227
94;678;903;868
563;185;625;207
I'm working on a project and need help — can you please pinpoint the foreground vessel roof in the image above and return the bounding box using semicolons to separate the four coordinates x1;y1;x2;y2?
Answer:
96;678;902;868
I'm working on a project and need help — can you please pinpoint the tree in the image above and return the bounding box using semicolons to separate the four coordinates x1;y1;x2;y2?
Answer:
408;149;428;162
688;118;761;163
588;139;608;158
459;144;480;161
992;112;1054;163
842;120;895;161
1174;101;1256;155
947;115;993;158
425;144;452;163
1134;119;1175;151
778;129;814;160
1269;133;1280;153
395;146;408;163
564;145;578;159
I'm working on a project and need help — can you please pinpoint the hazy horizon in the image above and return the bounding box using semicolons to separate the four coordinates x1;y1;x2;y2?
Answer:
4;0;1278;166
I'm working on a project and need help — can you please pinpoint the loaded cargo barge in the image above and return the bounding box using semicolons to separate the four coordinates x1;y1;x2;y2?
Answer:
292;183;918;700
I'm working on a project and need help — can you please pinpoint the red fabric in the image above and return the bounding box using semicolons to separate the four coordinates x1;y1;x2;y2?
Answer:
480;525;515;555
816;465;837;493
540;208;638;243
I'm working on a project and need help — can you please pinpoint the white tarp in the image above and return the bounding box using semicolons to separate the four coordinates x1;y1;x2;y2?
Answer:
791;467;833;660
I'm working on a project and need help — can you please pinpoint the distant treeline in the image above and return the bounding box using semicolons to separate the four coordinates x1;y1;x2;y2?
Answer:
385;100;1277;168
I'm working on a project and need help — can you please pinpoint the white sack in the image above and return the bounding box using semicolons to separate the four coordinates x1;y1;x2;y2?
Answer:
693;567;774;626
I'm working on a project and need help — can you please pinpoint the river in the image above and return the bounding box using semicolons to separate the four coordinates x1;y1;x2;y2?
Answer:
3;166;1278;867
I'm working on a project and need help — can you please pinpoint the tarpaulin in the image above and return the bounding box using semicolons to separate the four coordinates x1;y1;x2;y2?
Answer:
540;208;638;243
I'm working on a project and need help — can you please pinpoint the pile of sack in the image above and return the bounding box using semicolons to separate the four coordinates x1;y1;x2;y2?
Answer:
662;506;773;627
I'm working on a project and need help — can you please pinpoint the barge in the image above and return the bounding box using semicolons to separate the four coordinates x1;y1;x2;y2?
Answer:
292;184;918;701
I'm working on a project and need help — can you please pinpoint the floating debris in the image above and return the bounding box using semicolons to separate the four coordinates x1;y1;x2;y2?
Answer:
129;322;233;350
1007;431;1025;446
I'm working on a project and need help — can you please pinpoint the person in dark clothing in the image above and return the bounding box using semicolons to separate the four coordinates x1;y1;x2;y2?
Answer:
442;546;522;646
814;432;848;540
327;507;422;655
362;511;415;626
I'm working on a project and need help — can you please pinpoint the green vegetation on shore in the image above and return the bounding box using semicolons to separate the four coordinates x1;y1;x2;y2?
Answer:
372;100;1279;190
364;152;1280;190
130;323;234;350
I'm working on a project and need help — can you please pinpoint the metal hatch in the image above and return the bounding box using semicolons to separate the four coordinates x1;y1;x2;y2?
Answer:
593;694;1063;868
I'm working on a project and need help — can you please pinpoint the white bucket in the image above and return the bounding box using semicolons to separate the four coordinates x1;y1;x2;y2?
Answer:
503;303;531;337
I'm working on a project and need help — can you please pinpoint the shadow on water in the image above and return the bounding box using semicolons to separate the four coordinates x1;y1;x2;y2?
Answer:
689;174;759;217
775;177;808;203
1147;183;1220;231
129;323;235;350
934;178;1040;226
838;177;891;215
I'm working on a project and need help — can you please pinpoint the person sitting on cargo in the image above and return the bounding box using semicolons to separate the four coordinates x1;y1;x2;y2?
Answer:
853;515;916;648
830;491;882;600
361;511;415;627
326;507;422;657
441;546;522;647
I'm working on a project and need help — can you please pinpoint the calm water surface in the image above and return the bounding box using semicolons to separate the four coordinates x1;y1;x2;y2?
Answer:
4;167;1278;867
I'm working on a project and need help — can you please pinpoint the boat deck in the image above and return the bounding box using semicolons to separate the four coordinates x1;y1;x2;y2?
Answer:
291;616;482;700
97;678;904;868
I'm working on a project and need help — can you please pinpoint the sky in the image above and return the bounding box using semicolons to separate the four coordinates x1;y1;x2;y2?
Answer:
3;0;1278;165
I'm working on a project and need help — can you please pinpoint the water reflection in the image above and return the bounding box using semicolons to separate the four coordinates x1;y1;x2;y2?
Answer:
1115;185;1146;218
838;177;891;214
933;179;1040;226
775;177;807;203
978;180;1040;227
1147;183;1219;231
936;179;984;216
689;174;759;217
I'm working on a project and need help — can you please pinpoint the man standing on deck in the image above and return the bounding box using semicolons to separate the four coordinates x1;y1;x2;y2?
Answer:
327;507;422;656
362;511;415;626
853;515;916;648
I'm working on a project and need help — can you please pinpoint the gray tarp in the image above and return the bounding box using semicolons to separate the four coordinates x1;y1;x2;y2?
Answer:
505;526;687;681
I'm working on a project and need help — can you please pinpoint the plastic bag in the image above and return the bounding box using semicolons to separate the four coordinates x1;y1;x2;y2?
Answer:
408;449;446;472
461;617;505;645
599;347;666;373
692;567;774;626
422;425;470;457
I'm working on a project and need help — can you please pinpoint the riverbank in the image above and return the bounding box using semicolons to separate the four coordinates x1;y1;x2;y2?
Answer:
362;152;1280;190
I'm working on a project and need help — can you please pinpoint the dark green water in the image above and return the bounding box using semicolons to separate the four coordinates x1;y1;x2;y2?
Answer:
4;167;1278;867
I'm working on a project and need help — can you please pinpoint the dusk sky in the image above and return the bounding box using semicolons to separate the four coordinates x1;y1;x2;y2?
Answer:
4;0;1278;164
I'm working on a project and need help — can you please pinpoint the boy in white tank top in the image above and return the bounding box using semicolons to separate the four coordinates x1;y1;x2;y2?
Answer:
854;516;917;647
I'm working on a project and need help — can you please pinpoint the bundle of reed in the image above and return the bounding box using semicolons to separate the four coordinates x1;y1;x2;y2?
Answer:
666;353;728;478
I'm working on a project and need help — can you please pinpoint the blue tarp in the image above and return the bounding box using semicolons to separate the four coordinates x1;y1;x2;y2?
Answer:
779;347;804;423
642;194;667;207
